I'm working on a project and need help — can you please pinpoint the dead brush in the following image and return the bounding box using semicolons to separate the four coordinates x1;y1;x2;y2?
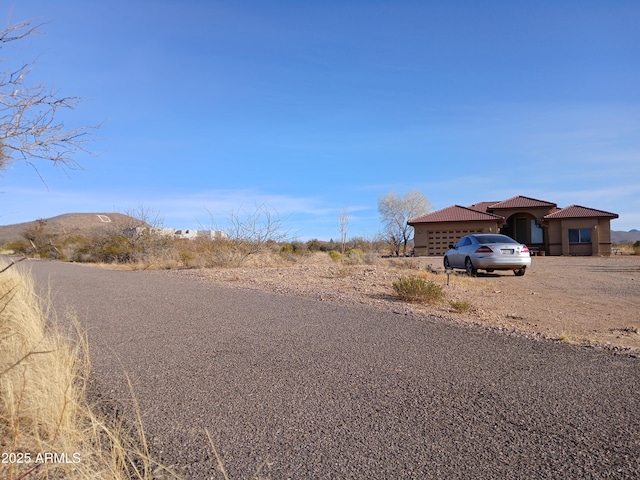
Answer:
391;257;420;270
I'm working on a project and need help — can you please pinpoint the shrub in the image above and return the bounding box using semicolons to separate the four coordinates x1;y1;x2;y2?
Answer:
280;243;294;254
449;299;472;313
3;239;30;254
634;240;640;255
392;276;445;303
347;248;363;260
328;250;342;262
393;257;420;270
179;250;196;266
280;242;308;259
363;251;379;265
306;239;326;252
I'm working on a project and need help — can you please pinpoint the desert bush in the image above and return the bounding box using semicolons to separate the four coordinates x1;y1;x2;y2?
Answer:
2;239;30;255
346;248;364;263
20;220;67;259
449;299;472;313
279;242;308;262
306;239;327;252
280;243;294;254
363;251;380;265
392;276;445;303
634;240;640;255
4;219;66;259
392;257;420;270
328;250;342;262
179;250;196;266
69;230;175;266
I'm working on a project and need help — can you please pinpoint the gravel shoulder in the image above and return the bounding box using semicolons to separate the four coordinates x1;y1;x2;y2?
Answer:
164;253;640;353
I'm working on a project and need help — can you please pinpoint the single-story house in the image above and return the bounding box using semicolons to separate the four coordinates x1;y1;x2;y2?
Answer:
408;195;618;257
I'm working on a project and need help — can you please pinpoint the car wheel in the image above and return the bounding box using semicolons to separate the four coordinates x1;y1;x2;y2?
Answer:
465;257;477;277
444;256;451;269
514;266;526;276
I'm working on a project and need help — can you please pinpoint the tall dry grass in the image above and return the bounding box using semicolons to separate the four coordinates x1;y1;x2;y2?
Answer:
0;261;179;479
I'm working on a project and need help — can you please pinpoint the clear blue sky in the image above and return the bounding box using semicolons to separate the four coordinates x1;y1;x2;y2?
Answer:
2;1;639;240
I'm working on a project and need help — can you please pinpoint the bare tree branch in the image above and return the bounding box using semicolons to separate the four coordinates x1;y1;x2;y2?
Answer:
0;18;96;175
203;204;290;266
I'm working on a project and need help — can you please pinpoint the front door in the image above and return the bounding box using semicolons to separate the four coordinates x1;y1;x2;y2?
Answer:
515;217;528;244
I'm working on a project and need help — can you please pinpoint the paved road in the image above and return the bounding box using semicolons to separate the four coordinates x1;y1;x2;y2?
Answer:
22;259;640;479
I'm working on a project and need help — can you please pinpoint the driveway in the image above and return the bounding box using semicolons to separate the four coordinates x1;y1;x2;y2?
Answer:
24;260;640;479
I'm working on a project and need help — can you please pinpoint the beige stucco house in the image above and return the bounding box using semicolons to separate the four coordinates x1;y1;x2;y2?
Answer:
408;196;618;257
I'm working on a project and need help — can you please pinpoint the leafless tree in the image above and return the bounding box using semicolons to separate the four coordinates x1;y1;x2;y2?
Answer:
122;203;164;233
378;190;432;256
0;18;96;177
226;204;288;253
338;208;350;256
202;203;289;266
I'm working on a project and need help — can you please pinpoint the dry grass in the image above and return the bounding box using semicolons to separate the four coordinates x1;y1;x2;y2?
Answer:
0;262;179;479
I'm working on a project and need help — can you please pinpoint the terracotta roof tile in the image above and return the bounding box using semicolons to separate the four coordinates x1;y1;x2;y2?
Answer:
409;205;504;224
489;195;556;209
468;202;499;213
544;205;619;219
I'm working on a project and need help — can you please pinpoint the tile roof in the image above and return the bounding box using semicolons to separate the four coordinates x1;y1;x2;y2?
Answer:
409;205;504;224
544;205;619;219
468;201;499;213
489;195;557;209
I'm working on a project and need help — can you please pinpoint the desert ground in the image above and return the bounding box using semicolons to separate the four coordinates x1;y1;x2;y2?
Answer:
165;253;640;353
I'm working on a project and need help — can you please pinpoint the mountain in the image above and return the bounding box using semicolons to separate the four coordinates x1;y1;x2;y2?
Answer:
611;230;640;244
0;213;142;245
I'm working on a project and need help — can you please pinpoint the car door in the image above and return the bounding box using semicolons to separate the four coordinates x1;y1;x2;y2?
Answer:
451;236;471;267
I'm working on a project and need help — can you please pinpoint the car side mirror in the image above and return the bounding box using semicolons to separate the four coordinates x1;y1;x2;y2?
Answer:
449;244;455;249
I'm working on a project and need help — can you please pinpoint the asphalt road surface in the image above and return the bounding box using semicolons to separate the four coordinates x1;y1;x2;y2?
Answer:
22;259;640;479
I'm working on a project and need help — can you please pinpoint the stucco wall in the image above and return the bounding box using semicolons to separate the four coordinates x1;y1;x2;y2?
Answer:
547;218;613;256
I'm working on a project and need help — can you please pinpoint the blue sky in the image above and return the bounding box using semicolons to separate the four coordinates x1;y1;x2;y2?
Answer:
2;1;639;240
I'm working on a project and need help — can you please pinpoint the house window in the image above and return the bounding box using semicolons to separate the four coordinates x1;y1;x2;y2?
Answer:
531;220;544;244
569;228;591;243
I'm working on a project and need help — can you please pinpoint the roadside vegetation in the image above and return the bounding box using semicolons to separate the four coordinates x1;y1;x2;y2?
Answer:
392;275;445;303
391;273;474;313
0;208;397;269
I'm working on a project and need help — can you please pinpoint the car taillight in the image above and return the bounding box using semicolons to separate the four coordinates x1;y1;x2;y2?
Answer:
475;246;493;253
521;245;529;253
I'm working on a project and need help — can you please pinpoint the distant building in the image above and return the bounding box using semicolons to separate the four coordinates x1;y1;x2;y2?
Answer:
125;226;228;241
408;195;618;257
174;229;198;240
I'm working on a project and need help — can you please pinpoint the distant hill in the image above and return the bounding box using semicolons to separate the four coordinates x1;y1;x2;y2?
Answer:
611;230;640;244
0;213;143;245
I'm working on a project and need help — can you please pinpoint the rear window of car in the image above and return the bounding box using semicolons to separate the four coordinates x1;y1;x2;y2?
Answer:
475;235;518;244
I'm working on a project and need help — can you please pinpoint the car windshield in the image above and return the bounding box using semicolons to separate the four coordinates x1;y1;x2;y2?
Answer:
475;235;518;245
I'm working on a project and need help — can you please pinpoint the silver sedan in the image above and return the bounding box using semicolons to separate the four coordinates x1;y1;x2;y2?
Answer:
443;234;531;276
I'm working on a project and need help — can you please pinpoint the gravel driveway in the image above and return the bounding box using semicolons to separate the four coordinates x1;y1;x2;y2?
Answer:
24;260;640;479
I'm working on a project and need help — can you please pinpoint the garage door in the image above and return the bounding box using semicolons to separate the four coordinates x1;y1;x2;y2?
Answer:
427;229;484;256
